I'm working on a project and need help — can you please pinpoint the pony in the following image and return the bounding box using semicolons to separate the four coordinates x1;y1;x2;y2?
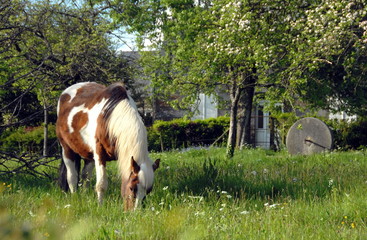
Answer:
56;82;160;211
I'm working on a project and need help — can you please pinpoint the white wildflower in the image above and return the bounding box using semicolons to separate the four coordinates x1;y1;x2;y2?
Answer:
29;211;35;217
240;210;250;215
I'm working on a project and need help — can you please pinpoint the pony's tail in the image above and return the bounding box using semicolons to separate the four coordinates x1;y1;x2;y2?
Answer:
58;160;69;192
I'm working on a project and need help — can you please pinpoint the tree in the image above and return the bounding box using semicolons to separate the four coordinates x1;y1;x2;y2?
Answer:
0;0;134;155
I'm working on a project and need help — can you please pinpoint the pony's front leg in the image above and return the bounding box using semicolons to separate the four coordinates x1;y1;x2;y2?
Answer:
95;159;108;204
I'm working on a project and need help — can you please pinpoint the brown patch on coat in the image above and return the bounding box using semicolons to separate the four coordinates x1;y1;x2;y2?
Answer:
95;113;116;163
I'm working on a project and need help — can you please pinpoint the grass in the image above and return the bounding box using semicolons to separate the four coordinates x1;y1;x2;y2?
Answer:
1;147;367;239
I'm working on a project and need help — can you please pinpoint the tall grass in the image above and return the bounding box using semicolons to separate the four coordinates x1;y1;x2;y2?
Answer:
1;148;367;239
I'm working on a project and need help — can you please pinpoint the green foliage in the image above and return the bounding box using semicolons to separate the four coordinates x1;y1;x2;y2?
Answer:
0;125;57;153
148;116;230;151
272;112;300;145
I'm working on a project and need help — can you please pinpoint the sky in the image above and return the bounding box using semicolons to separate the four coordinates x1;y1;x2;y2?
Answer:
114;32;137;52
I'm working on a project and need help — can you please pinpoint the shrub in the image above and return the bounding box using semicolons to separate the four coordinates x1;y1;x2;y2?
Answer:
147;116;230;151
0;125;57;154
326;117;367;150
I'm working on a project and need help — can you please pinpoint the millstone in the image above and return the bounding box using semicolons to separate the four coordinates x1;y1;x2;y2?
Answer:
286;117;333;155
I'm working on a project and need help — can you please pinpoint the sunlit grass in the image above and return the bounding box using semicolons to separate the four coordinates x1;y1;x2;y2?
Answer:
1;148;367;239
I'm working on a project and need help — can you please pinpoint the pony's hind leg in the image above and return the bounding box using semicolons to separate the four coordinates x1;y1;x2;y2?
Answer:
81;160;95;188
61;146;81;193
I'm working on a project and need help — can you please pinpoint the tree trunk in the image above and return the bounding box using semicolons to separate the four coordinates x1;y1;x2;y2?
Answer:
43;104;49;157
269;116;277;151
239;76;256;149
226;84;241;159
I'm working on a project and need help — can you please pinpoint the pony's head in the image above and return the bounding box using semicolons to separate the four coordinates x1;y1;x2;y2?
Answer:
122;156;160;211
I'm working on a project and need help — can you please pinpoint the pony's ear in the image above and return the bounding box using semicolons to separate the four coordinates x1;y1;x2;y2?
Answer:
131;156;140;174
153;159;160;171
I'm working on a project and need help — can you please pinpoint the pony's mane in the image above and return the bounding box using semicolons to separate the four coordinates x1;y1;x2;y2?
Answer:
104;86;153;182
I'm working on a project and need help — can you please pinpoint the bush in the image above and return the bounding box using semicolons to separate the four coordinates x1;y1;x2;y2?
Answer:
0;125;57;154
326;118;367;150
147;116;230;151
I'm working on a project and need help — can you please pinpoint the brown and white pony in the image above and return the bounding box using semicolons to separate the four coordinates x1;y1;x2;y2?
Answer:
56;82;160;211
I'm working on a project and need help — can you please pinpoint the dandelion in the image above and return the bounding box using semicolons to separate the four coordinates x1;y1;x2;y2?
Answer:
351;222;356;228
44;232;50;238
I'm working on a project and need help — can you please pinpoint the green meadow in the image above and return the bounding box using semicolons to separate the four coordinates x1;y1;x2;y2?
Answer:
1;148;367;239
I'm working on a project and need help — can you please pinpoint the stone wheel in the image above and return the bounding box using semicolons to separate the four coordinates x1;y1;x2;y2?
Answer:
286;117;333;155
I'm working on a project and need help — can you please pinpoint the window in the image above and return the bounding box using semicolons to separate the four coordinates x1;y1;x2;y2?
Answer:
257;107;264;129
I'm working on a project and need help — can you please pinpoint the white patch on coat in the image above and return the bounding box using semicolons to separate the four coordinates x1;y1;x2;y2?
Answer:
83;98;107;150
57;82;90;115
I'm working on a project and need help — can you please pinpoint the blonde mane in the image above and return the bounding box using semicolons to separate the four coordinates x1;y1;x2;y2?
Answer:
105;95;153;181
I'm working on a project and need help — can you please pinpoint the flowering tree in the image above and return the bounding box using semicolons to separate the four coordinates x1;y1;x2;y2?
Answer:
106;0;367;156
282;0;367;115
